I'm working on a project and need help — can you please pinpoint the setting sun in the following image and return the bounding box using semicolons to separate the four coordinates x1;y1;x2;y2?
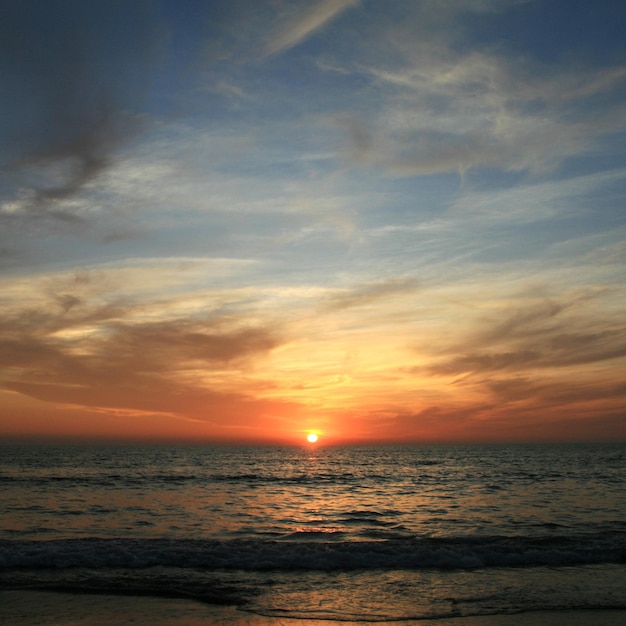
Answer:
306;433;318;443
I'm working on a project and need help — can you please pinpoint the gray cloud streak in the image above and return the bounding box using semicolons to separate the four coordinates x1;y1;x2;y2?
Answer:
0;1;159;218
264;0;359;57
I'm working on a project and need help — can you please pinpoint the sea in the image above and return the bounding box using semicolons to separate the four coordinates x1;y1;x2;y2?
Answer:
1;443;625;622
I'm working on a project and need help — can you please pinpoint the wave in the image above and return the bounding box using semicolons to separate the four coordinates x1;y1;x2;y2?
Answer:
1;532;624;572
0;471;394;487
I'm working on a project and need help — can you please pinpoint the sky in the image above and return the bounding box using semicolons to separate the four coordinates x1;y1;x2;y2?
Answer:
1;0;625;445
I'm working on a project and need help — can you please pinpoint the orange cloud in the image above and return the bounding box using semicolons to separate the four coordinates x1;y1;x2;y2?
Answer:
0;282;306;442
1;269;624;444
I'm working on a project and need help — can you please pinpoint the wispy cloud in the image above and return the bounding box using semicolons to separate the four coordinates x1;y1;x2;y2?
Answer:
322;278;420;312
1;1;624;443
264;0;359;57
427;292;626;377
340;38;626;176
0;280;286;429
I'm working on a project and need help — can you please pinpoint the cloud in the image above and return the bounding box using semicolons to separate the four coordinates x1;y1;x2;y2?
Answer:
357;368;626;442
97;320;282;369
377;393;626;442
264;0;359;57
427;293;626;377
0;278;285;426
340;33;626;176
0;1;160;218
322;277;420;312
6;109;141;217
484;375;626;408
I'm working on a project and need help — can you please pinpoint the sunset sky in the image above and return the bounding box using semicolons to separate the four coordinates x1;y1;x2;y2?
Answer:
1;0;625;444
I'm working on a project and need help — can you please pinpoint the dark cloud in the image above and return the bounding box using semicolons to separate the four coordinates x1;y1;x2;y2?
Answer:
54;294;82;314
0;0;160;216
97;320;282;370
482;374;626;408
8;109;140;216
428;295;626;377
430;331;626;376
471;298;572;344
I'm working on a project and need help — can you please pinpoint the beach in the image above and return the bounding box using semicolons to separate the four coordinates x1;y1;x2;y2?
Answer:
1;591;625;626
2;444;625;621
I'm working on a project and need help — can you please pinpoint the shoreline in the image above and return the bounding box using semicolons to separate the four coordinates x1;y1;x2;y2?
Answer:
1;591;624;626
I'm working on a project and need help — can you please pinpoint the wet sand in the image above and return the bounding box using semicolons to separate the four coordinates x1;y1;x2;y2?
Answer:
0;591;624;625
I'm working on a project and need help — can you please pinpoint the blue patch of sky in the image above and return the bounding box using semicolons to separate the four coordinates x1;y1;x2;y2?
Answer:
557;153;626;195
461;169;533;193
471;211;625;265
465;1;626;66
351;174;463;226
0;1;158;164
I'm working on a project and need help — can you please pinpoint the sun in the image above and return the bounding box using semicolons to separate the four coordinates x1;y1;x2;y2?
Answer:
306;433;319;443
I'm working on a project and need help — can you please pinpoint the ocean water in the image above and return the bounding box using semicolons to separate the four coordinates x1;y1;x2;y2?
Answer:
1;443;625;621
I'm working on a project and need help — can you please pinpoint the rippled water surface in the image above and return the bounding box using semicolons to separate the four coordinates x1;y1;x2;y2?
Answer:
1;443;625;621
2;443;624;540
